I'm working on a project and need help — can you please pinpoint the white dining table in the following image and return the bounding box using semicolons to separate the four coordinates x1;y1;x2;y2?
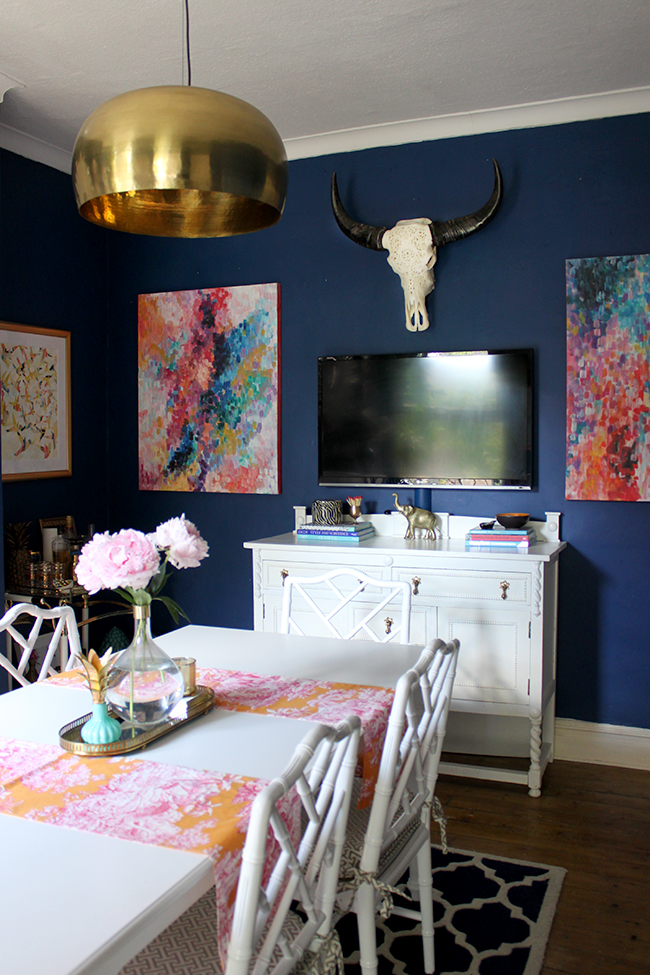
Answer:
0;625;420;975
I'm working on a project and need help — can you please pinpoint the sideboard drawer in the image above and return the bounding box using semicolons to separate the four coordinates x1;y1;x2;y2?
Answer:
261;558;390;590
393;567;531;606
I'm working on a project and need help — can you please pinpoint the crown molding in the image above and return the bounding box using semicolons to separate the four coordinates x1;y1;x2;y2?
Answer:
2;85;650;174
0;69;23;102
0;121;72;173
284;86;650;160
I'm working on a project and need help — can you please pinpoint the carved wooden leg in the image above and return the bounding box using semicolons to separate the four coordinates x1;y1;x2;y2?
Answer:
528;708;542;797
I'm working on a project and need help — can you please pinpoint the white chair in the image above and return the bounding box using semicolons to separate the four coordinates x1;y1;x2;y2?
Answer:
0;602;83;688
280;567;412;643
336;637;460;975
120;716;361;975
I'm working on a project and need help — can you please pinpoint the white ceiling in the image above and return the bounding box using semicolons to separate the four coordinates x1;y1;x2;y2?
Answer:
1;0;650;173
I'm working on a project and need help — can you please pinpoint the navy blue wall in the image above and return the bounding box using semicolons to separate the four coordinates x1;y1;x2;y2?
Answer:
2;113;649;730
105;113;650;731
0;150;109;554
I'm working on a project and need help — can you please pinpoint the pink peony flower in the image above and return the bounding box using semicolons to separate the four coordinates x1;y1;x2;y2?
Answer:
75;529;160;595
149;514;209;569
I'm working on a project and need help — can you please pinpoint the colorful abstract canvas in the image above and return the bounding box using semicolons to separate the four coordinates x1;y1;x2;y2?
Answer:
566;254;650;501
138;283;280;494
0;322;71;481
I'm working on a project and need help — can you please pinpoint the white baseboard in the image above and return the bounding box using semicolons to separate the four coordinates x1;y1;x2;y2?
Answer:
554;718;650;771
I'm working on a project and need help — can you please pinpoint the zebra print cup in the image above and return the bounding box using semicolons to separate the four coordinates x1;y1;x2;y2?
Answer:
311;500;343;525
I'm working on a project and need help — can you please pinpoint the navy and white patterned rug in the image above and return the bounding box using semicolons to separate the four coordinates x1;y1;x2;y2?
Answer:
120;846;565;975
338;846;566;975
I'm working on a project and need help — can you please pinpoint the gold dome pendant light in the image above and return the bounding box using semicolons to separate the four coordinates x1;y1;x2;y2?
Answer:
71;2;287;237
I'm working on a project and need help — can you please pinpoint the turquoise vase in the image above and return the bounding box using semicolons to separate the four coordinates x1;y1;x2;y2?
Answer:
81;701;122;744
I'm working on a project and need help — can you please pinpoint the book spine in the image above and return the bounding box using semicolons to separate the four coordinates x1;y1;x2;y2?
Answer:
465;535;532;545
297;530;374;536
468;529;534;537
296;528;375;538
466;541;530;548
297;535;366;542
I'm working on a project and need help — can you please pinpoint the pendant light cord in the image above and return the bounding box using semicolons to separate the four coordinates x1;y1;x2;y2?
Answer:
184;0;192;86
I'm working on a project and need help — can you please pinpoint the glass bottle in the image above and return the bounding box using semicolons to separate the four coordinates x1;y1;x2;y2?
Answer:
29;551;41;589
105;605;185;726
52;529;71;582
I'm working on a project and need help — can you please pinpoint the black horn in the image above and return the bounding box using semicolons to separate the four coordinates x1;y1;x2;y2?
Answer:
431;159;503;247
331;173;387;251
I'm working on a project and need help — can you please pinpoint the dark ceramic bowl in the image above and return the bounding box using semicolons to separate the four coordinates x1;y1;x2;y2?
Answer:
496;513;530;530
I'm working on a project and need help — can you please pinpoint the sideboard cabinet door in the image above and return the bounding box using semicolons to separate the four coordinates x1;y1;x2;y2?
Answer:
437;606;530;707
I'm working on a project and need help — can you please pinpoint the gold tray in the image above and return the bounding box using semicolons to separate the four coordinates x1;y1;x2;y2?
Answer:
59;686;215;756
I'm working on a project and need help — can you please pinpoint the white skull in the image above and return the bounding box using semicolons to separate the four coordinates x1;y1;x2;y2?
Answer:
382;218;437;331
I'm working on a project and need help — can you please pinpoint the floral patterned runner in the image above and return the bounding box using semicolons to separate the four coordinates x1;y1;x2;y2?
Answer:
51;667;394;807
0;736;298;966
197;668;393;807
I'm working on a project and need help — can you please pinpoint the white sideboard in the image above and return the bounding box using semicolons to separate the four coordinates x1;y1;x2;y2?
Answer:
244;512;566;796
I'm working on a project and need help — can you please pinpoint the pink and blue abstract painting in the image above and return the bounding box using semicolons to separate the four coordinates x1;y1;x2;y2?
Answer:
138;283;280;494
566;254;650;501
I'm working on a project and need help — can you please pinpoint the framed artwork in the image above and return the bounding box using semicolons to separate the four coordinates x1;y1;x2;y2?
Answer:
0;322;71;481
566;254;650;501
39;516;75;532
138;282;280;494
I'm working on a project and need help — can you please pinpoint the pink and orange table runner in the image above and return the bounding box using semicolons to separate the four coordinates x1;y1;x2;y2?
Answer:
50;666;394;806
2;667;394;964
0;735;289;964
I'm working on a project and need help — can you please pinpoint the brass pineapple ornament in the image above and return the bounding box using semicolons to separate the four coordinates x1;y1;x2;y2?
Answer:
77;648;118;703
5;521;32;588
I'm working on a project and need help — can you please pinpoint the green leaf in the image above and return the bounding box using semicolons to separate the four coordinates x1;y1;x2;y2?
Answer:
147;563;170;598
122;586;152;606
114;587;135;605
155;595;190;625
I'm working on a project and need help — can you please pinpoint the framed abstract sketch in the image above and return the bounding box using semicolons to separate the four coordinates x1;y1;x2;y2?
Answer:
0;322;71;481
138;283;280;494
566;254;650;501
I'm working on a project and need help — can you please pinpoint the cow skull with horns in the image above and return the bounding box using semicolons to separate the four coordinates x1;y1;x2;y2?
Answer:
331;160;503;331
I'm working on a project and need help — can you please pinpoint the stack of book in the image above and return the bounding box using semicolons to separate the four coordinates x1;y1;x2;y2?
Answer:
296;522;376;543
465;525;536;549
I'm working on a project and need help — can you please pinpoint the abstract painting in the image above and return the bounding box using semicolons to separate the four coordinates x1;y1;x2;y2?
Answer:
0;322;71;481
566;254;650;501
138;283;280;494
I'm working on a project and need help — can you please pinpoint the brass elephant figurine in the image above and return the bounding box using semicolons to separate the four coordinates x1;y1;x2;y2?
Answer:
392;493;438;540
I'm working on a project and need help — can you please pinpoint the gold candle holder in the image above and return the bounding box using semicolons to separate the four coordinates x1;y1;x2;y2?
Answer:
173;657;197;696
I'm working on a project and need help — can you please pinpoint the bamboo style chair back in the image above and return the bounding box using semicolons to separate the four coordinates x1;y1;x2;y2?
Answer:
280;567;412;644
0;602;82;687
121;717;361;975
337;637;460;975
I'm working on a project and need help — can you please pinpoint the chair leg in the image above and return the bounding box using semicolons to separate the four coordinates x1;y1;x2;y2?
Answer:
415;841;435;974
354;882;379;975
407;855;420;898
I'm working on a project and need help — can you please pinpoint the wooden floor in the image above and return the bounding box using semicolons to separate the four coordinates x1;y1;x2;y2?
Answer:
435;758;650;975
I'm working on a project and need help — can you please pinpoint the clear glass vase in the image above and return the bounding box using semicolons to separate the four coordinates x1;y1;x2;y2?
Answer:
105;605;184;727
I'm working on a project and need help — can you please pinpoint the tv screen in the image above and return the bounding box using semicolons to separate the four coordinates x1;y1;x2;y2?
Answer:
318;349;533;489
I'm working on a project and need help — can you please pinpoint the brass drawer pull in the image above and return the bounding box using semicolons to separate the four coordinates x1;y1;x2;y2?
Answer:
500;580;510;599
412;577;421;596
280;569;288;585
385;617;394;635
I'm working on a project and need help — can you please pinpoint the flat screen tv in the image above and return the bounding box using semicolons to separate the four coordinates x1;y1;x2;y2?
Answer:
318;349;533;490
